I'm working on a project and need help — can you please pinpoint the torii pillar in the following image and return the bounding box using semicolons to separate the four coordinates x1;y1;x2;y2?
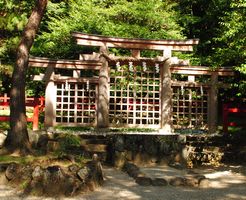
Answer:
160;49;173;134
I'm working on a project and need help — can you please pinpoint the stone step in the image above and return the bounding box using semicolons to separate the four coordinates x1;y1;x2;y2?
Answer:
82;144;108;153
81;138;109;145
79;135;107;141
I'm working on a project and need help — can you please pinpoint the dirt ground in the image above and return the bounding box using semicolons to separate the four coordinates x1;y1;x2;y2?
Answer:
0;165;246;200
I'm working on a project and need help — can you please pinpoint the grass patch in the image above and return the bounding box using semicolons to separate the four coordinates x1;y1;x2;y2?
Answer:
55;126;157;133
0;122;9;130
56;126;95;132
0;155;37;164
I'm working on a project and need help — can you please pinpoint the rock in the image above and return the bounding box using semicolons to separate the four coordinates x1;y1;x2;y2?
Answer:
42;166;66;196
88;161;104;185
21;165;33;180
46;165;65;181
68;164;80;173
194;174;206;181
77;166;90;183
135;176;152;186
169;162;184;170
184;176;199;187
47;140;60;152
5;162;21;181
114;136;125;152
63;175;82;196
92;153;99;161
123;162;144;178
0;130;7;147
32;166;44;182
0;163;9;172
169;177;186;186
36;134;49;152
60;154;75;163
125;151;133;161
199;178;210;188
151;178;168;186
131;170;143;178
28;130;42;147
113;151;126;168
123;162;139;172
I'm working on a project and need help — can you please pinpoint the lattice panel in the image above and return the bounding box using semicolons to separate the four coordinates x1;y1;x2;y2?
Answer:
172;86;208;129
109;61;160;127
56;82;97;125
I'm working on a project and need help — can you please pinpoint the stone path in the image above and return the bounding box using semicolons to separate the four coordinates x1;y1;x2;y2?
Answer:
82;165;246;200
0;165;246;200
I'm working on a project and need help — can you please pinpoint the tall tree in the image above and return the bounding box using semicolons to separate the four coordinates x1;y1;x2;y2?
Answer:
0;0;33;94
5;0;48;154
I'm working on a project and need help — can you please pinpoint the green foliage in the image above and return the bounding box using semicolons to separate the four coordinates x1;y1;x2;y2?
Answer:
31;0;184;58
176;0;245;97
57;134;81;152
0;0;33;94
0;122;9;130
1;0;245;98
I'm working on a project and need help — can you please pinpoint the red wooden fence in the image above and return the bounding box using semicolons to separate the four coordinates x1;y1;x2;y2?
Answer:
223;102;246;133
0;94;45;130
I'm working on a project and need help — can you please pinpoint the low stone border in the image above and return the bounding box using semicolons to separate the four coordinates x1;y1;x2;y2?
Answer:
122;162;168;186
122;162;209;188
0;159;104;197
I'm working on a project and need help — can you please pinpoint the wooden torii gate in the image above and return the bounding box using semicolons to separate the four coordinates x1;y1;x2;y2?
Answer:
28;32;233;133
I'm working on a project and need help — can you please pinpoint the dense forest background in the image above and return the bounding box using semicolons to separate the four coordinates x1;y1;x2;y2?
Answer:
0;0;245;98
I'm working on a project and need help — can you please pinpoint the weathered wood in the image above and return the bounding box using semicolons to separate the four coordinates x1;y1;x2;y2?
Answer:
97;46;109;128
170;65;234;76
54;77;99;83
188;76;195;82
29;57;102;69
171;81;209;88
72;32;199;51
79;52;100;61
131;50;141;58
44;66;56;128
160;59;172;133
208;73;218;133
163;49;172;58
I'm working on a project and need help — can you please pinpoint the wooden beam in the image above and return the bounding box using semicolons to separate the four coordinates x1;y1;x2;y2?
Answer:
170;65;234;76
29;57;102;69
72;32;199;51
171;81;210;88
54;77;99;83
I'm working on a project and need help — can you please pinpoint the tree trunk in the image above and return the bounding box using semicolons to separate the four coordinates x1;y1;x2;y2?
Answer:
5;0;48;154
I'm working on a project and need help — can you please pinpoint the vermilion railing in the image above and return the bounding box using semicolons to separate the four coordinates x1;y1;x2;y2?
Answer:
0;94;45;130
223;102;246;133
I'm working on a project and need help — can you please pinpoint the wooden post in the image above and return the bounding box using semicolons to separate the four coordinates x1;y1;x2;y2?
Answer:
208;72;218;133
73;70;80;78
44;66;56;128
97;45;109;128
160;55;173;134
223;103;229;134
131;50;140;58
32;98;39;130
163;48;172;58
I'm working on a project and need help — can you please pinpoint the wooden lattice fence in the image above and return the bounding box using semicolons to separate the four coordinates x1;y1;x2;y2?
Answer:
28;33;234;133
109;60;160;128
55;82;97;125
172;85;209;130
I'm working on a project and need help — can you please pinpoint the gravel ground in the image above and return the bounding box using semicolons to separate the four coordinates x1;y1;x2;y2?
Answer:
0;165;245;200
